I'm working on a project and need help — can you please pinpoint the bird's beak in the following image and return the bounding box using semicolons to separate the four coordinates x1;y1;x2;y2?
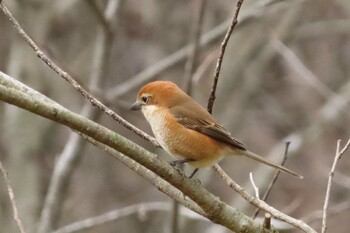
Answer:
130;101;143;111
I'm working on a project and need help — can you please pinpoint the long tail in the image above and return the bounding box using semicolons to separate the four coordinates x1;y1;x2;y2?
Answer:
242;150;303;179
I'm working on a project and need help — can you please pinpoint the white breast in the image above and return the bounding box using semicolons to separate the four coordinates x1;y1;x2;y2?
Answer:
141;105;173;155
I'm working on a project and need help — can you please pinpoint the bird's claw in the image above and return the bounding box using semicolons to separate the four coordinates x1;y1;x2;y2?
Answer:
169;161;177;167
169;163;184;175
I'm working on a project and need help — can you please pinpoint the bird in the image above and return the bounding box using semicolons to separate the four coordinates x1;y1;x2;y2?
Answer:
131;81;303;179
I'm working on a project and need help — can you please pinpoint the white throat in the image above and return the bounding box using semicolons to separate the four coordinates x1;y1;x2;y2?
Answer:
141;105;162;123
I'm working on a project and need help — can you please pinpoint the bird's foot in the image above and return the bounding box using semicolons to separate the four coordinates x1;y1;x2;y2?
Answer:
169;159;199;179
174;166;185;176
169;160;179;167
169;158;195;167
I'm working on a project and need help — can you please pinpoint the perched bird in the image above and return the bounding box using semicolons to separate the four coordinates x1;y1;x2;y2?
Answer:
131;81;303;179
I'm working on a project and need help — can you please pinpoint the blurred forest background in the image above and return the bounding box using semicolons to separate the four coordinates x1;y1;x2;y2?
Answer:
0;0;350;232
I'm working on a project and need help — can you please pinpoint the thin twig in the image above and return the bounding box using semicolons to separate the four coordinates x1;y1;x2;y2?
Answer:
263;213;271;230
252;141;290;219
207;0;245;113
183;0;207;95
249;172;260;199
0;3;159;147
0;160;26;233
321;139;350;233
212;164;317;233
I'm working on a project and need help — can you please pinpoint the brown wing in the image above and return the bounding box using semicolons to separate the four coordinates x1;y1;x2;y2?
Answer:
170;104;246;151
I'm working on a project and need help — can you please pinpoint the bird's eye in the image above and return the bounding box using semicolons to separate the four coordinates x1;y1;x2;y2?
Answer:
141;96;148;103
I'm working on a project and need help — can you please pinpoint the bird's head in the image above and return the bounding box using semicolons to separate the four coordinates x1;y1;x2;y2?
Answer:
131;81;186;111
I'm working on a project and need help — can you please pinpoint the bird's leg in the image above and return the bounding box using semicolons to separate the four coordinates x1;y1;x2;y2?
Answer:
169;159;199;179
188;168;198;178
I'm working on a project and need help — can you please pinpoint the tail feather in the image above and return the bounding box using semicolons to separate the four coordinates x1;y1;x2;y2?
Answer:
242;150;303;179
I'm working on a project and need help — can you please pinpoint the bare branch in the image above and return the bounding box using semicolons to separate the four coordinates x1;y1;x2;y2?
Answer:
249;172;260;199
212;164;317;233
252;141;290;219
263;213;272;230
337;139;350;159
321;139;350;233
207;0;245;113
0;3;159;147
0;160;26;233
